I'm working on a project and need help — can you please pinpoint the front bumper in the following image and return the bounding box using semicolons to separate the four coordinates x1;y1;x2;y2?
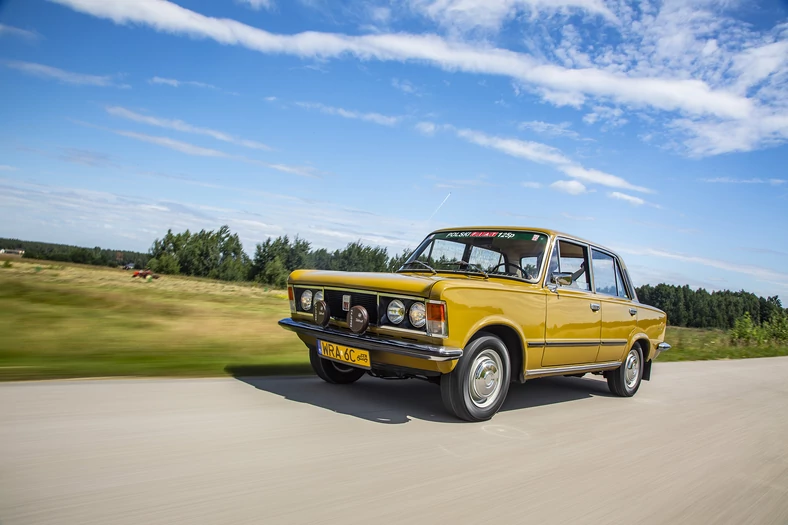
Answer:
278;318;463;362
655;342;671;358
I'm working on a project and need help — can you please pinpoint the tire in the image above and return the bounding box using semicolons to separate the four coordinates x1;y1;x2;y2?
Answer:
440;333;511;422
308;345;366;384
607;344;644;397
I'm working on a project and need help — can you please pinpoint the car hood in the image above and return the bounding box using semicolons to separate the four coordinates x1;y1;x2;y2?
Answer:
288;269;445;296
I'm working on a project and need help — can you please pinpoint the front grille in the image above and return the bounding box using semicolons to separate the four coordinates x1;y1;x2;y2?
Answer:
325;290;378;325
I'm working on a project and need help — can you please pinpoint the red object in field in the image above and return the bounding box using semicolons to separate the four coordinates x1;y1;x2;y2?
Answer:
131;270;158;279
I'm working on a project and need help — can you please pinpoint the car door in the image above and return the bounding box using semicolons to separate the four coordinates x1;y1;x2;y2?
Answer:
542;239;601;366
591;248;636;363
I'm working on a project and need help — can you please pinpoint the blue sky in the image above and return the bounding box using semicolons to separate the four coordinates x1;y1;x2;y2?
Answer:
1;0;787;298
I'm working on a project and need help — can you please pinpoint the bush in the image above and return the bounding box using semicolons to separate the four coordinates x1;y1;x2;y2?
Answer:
730;311;788;345
2;261;11;269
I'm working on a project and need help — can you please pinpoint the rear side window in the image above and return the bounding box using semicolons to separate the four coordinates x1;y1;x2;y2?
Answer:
591;249;617;296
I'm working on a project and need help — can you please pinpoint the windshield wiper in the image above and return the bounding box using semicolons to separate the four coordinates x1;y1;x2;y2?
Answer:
448;260;489;279
398;260;437;275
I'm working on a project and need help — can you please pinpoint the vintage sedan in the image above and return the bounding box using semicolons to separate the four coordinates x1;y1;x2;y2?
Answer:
279;227;670;422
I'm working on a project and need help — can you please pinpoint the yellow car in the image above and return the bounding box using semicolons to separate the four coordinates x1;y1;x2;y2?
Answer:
279;226;670;421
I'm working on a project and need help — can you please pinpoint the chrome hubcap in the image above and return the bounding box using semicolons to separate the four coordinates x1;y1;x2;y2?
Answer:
625;349;640;389
469;349;503;408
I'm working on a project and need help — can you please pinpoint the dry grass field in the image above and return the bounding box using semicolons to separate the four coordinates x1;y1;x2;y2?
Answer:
0;258;308;380
1;257;785;380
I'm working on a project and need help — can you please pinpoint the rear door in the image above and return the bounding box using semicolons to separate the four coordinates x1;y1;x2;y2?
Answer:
591;248;636;363
542;239;601;366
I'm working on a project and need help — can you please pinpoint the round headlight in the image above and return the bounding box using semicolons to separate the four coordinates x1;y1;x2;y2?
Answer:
300;290;313;311
409;302;426;328
314;290;324;303
387;299;405;324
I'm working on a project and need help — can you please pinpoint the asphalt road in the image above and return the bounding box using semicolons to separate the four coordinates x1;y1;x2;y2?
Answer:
2;358;787;525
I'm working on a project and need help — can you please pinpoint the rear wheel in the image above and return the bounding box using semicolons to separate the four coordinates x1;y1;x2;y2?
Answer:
607;345;643;396
309;346;366;384
440;333;511;422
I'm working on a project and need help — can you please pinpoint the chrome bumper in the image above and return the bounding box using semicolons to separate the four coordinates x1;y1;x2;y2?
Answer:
278;318;463;362
655;342;671;358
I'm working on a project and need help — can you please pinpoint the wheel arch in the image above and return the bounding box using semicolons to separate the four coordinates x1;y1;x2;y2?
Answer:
467;321;526;384
630;334;652;361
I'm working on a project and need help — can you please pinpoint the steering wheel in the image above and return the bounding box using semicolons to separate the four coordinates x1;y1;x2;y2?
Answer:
490;262;532;279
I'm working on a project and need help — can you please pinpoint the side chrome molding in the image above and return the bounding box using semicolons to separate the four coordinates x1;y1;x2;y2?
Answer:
525;361;622;377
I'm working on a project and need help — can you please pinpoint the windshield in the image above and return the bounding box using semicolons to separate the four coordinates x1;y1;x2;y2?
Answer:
400;230;550;282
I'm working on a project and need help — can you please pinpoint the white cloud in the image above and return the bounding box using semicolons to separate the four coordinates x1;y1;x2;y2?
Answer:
114;130;227;157
237;0;275;11
149;76;216;89
609;191;644;206
550;180;586;195
617;246;788;289
583;106;627;127
450;127;652;193
148;76;238;95
296;102;401;126
702;177;787;185
454;128;572;166
392;78;420;95
518;120;580;139
558;165;652;193
2;60;128;88
0;23;40;40
562;213;595;221
106;106;272;151
0;165;18;171
415;121;437;135
84;124;317;177
264;96;278;101
522;181;542;188
407;0;618;33
49;0;754;121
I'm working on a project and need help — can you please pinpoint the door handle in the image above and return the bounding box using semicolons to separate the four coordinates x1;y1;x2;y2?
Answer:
590;303;600;312
629;308;637;316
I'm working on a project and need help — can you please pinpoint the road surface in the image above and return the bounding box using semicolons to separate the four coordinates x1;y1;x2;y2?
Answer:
2;358;788;524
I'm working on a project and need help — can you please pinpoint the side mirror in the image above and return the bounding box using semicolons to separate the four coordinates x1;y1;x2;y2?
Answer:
551;272;573;286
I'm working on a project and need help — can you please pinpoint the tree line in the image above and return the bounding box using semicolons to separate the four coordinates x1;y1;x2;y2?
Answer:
1;237;150;269
635;284;784;330
146;226;409;287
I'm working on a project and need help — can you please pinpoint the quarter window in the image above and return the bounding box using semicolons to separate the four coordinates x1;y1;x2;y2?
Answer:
591;249;617;296
614;260;630;299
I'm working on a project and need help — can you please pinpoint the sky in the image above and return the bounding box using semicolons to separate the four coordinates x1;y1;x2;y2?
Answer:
1;0;787;298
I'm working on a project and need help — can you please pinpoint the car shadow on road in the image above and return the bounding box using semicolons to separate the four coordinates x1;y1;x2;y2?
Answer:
228;369;614;424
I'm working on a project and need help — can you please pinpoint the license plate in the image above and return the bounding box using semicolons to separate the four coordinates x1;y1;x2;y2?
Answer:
317;340;371;369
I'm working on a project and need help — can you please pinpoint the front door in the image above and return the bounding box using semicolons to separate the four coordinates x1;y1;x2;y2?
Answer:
542;240;601;366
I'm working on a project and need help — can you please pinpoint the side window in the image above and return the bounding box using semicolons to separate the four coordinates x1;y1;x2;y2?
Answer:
591;249;617;296
557;241;590;291
614;259;630;299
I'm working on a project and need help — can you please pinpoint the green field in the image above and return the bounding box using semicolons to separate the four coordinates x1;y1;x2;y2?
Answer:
1;259;786;381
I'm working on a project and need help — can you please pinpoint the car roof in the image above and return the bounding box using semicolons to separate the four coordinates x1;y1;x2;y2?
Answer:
428;225;621;258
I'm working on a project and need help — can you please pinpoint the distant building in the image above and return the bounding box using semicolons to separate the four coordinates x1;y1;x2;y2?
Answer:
0;249;24;255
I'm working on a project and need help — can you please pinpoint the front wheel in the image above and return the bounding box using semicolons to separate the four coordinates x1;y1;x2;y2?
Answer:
440;333;511;422
607;345;643;396
309;346;366;384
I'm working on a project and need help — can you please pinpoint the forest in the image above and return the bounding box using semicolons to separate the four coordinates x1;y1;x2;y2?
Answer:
4;226;785;333
0;237;150;269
